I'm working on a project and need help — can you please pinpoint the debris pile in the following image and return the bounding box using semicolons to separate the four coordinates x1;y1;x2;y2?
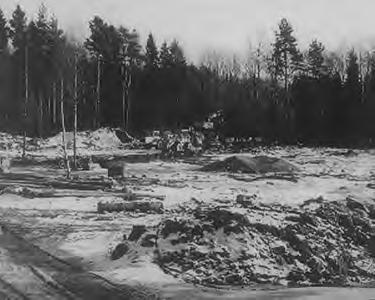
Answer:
158;129;204;158
155;197;375;286
201;155;299;174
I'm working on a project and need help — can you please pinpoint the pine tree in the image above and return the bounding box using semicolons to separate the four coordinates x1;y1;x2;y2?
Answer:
145;33;159;69
159;41;172;68
170;39;186;66
119;28;142;65
345;50;361;100
9;5;27;53
85;16;122;62
0;8;9;52
307;39;325;78
9;5;27;135
272;18;302;91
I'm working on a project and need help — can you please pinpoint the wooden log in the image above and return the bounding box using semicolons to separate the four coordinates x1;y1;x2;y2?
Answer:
97;200;163;214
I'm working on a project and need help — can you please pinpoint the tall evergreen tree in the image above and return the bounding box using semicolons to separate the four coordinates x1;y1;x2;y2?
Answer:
272;18;302;91
307;39;325;78
0;8;9;52
85;16;122;62
170;39;186;66
8;5;27;129
145;33;159;69
340;50;362;138
9;5;27;53
159;41;173;68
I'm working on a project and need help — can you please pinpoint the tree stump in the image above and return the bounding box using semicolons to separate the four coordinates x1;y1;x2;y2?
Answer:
0;157;11;174
107;161;126;178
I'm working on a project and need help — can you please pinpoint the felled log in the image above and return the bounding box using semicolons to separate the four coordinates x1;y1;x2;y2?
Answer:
97;200;163;214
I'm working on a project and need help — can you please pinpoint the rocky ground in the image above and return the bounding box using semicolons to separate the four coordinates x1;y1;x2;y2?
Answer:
0;129;375;299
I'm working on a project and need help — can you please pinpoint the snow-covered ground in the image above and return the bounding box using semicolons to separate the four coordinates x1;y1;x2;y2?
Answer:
0;130;374;298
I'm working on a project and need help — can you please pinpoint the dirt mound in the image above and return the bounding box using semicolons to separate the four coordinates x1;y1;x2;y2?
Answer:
201;155;299;174
41;128;124;150
155;197;375;287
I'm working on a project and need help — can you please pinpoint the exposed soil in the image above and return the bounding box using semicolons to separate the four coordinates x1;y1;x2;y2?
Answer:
201;155;299;174
0;130;375;298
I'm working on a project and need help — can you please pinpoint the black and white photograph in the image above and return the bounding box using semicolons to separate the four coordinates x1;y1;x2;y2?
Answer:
0;0;375;299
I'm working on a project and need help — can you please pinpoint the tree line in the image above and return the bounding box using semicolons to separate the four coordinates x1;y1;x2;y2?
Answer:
0;4;375;146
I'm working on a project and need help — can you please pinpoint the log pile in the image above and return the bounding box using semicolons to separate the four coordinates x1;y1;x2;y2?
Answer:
97;200;163;214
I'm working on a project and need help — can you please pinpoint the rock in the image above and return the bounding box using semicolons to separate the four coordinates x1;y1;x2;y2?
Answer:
236;194;257;208
128;225;147;241
110;242;129;260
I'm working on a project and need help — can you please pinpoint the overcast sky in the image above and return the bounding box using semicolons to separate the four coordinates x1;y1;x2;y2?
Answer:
2;0;375;62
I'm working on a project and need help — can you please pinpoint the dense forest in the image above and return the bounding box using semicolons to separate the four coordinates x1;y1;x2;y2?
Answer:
0;4;375;146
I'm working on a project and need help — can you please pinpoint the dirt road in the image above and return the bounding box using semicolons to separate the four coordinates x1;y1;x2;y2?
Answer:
0;225;154;300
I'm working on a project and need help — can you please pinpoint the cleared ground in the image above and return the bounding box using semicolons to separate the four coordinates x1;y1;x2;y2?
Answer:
0;131;375;298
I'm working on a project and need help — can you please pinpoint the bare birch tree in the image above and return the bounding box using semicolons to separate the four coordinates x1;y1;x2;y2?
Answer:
60;77;71;179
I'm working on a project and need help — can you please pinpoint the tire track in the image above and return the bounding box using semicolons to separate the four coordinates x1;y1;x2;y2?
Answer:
0;224;153;299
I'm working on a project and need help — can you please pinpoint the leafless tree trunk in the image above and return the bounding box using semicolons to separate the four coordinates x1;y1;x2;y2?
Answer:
284;51;289;93
125;74;132;131
52;81;57;125
95;55;101;128
38;93;43;137
73;53;78;170
122;67;126;129
122;68;132;131
22;45;29;158
60;78;71;179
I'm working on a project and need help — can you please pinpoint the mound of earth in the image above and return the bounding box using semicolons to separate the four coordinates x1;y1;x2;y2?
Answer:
40;128;124;150
155;198;375;287
201;155;299;174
